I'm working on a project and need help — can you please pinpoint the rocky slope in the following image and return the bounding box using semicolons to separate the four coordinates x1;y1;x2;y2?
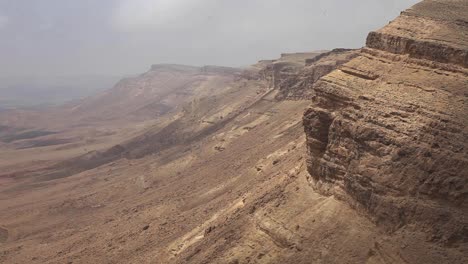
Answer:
0;49;374;264
247;50;359;101
0;1;467;263
274;49;358;100
303;0;467;248
0;64;243;166
8;51;356;183
0;64;241;129
68;64;241;123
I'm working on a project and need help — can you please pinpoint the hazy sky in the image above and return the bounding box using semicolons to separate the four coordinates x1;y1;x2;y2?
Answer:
0;0;420;78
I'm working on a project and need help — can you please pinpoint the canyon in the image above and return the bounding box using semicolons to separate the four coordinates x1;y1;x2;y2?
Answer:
0;0;467;263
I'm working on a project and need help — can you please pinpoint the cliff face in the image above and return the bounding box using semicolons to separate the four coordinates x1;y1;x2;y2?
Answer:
275;49;358;100
2;2;468;263
253;49;358;101
256;52;323;91
303;0;468;245
367;0;468;67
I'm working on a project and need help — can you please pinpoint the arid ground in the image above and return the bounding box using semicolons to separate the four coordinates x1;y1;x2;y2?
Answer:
0;1;467;263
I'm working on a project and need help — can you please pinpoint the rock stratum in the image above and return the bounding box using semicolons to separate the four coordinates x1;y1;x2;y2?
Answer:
253;49;358;101
304;0;468;246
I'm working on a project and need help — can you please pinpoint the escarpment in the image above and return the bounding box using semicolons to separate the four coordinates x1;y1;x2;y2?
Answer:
3;1;468;263
254;49;358;100
275;49;358;100
367;0;468;67
303;0;468;245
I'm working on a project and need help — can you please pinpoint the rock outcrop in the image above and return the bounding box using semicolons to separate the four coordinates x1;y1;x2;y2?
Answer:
275;49;358;100
252;49;358;101
366;0;468;67
303;0;468;245
256;52;323;90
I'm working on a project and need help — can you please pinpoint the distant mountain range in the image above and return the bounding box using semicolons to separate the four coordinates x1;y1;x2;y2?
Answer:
0;75;121;108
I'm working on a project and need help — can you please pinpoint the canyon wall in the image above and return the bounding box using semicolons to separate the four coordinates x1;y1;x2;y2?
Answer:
303;0;467;245
254;49;358;100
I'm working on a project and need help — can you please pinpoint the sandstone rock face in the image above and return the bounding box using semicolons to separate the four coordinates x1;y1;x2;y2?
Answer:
253;49;358;101
256;52;323;91
275;49;358;100
303;0;468;245
367;0;468;67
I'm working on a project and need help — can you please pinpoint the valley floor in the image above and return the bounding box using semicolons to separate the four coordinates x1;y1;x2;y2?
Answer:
1;92;464;263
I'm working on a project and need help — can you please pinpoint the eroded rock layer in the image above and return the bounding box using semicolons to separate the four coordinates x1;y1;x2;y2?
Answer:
253;49;358;100
303;0;468;245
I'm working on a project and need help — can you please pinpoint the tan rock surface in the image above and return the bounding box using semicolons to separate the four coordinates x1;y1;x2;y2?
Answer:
0;1;466;263
304;0;468;252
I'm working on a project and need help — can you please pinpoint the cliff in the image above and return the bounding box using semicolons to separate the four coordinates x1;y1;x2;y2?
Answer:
275;49;358;100
303;0;467;245
1;1;467;263
366;0;468;67
252;49;358;100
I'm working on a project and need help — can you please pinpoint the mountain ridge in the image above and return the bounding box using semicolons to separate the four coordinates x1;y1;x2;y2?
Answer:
0;1;467;263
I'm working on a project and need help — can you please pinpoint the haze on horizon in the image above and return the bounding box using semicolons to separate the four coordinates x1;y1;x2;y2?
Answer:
0;0;420;79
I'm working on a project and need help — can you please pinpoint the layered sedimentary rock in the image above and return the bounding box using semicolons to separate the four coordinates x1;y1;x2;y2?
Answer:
253;49;358;100
367;0;468;67
275;49;358;100
256;52;323;90
303;0;468;245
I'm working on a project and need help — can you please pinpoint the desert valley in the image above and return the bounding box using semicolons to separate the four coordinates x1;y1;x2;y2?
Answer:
0;0;467;263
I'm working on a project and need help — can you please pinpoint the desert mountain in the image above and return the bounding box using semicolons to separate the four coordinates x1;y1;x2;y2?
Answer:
64;64;242;123
0;64;241;128
0;0;467;263
0;64;243;158
303;0;468;245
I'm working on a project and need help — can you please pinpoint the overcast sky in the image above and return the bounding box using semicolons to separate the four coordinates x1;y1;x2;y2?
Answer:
0;0;420;78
